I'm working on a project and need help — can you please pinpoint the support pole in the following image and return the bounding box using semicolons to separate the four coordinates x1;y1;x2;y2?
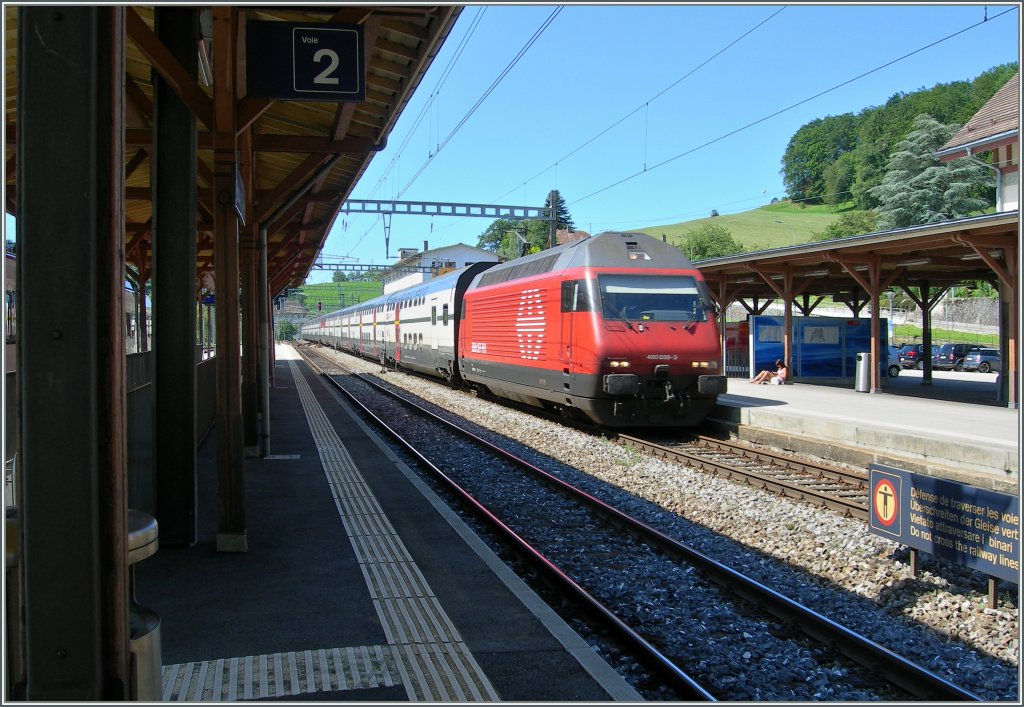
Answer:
1001;247;1017;409
239;91;259;455
548;191;557;249
18;6;130;698
212;6;246;552
920;285;934;387
240;176;259;457
153;6;198;546
258;221;271;456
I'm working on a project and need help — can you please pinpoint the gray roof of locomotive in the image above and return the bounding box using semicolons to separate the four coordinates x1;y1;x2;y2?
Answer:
469;231;694;291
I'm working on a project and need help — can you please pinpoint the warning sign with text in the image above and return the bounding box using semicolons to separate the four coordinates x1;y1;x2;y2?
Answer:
869;465;1019;583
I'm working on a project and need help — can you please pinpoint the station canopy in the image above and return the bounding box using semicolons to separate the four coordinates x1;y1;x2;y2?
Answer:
3;4;463;293
695;212;1019;304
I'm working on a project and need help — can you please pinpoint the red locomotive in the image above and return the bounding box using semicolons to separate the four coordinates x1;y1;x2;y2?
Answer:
458;231;726;426
303;231;727;427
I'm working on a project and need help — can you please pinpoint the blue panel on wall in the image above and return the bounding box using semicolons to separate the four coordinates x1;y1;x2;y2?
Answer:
843;319;873;377
796;317;843;376
749;316;785;376
749;315;889;379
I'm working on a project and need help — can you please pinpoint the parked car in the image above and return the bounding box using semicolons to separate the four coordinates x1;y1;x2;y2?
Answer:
898;344;938;369
961;348;1001;373
886;345;901;377
932;343;980;371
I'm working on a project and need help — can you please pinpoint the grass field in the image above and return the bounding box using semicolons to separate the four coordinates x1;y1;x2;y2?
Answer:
631;202;1001;344
893;324;999;348
634;200;852;252
295;280;382;315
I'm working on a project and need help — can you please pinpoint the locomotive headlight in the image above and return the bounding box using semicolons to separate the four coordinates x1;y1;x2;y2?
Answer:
607;359;631;369
691;361;719;369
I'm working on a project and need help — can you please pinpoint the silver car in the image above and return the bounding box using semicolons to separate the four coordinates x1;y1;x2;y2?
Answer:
961;348;1000;373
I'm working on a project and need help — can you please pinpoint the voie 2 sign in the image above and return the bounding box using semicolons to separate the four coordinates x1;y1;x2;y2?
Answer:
247;21;364;102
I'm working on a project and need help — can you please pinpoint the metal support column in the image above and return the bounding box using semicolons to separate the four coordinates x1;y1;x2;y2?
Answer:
238;120;258;456
241;224;259;456
258;218;271;456
153;6;198;546
211;6;246;552
999;247;1017;409
17;6;131;698
917;281;935;387
548;191;557;249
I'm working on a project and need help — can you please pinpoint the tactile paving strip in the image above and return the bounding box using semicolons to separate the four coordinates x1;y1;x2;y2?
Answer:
289;361;498;701
161;360;499;701
161;645;400;701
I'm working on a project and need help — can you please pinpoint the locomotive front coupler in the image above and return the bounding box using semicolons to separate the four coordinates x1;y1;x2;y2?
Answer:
671;387;692;410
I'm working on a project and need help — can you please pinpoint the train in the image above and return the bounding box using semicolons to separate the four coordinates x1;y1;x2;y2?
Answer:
3;250;147;373
300;231;727;427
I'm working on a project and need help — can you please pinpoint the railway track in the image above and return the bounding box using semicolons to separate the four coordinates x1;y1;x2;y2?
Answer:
615;432;870;521
347;343;873;521
297;345;980;702
469;373;873;521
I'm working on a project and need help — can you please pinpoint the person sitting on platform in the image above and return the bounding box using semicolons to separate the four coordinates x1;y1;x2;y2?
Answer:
751;359;787;385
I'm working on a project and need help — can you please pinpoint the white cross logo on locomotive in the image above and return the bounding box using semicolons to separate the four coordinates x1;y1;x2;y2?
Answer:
516;288;545;360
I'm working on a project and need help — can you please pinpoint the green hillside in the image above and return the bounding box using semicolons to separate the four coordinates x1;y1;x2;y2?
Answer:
294;280;383;315
634;200;850;253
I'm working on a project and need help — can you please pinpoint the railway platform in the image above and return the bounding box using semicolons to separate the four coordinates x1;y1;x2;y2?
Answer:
134;344;640;702
710;370;1019;494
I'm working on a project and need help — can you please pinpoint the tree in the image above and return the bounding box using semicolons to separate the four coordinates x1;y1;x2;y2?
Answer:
870;114;992;229
780;63;1017;209
679;222;743;260
781;113;859;203
810;210;878;242
476;190;576;259
477;218;522;252
821;152;857;205
277;320;298;341
331;270;349;283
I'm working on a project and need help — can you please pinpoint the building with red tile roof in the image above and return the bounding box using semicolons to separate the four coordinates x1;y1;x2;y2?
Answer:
935;72;1019;212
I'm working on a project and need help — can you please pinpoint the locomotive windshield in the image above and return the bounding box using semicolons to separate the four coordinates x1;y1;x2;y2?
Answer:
597;274;711;323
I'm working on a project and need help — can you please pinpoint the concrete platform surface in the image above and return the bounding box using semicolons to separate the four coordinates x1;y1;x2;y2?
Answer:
711;369;1019;492
134;344;640;702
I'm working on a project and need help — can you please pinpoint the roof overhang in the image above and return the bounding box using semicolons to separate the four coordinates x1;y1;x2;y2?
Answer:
934;129;1019;162
696;211;1020;300
4;5;465;296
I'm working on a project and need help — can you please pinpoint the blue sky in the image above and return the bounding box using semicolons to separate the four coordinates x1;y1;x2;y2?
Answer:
307;1;1019;282
4;3;1019;285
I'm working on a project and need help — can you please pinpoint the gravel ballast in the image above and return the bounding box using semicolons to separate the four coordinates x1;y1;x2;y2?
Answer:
305;345;1019;700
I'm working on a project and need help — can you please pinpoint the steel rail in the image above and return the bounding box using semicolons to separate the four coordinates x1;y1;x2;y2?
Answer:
615;432;870;521
692;434;869;486
299;347;715;701
300;346;980;702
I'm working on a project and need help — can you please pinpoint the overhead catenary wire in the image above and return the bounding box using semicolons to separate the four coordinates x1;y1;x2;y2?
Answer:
395;6;564;198
344;6;563;257
571;5;1018;207
333;6;489;256
334;5;1015;267
490;5;788;204
423;5;788;244
354;6;488;204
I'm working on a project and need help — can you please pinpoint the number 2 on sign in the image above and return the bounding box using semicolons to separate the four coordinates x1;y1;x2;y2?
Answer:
313;49;340;85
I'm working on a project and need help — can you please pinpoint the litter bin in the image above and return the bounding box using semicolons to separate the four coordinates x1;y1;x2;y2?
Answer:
127;509;161;701
855;352;871;392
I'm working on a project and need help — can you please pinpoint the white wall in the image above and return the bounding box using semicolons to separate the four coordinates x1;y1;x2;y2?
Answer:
1001;169;1018;212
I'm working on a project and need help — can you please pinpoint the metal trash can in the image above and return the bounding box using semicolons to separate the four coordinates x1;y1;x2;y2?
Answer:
127;510;161;701
855;352;871;392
